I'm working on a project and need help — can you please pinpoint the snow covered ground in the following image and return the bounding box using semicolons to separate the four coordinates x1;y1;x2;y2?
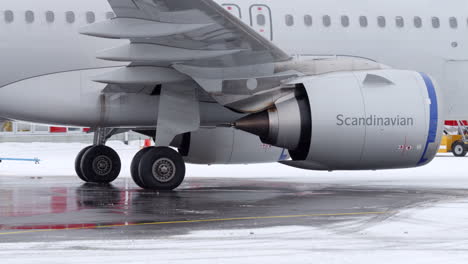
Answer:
1;141;468;263
0;140;467;189
1;199;468;263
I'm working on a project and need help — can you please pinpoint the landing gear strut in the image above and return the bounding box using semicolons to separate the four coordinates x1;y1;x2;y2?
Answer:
131;146;186;190
130;83;196;190
75;128;122;184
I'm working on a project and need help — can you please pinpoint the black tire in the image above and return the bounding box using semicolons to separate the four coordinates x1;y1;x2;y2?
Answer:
131;147;154;188
81;145;121;183
452;141;467;157
75;146;93;182
138;147;185;190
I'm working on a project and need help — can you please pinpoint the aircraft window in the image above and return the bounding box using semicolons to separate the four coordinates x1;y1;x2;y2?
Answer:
257;14;266;26
66;11;75;24
106;12;115;20
341;15;350;27
25;10;34;24
377;16;386;27
285;15;294;26
86;12;96;24
414;16;422;28
396;16;404;28
449;17;458;28
359;16;368;27
4;10;14;23
323;15;331;27
432;17;440;28
304;15;312;27
45;11;55;23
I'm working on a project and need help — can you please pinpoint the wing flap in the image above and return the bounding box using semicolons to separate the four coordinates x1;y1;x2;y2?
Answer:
93;66;189;85
79;18;213;39
88;0;290;66
97;43;243;62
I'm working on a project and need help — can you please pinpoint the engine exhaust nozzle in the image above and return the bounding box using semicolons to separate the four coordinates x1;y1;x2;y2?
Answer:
233;97;308;151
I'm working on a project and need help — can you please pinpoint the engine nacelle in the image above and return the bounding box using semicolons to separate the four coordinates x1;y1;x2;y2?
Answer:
174;127;288;165
235;70;443;170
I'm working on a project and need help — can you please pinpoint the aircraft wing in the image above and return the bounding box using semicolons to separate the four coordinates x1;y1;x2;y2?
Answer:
80;0;384;115
81;0;289;66
79;0;301;112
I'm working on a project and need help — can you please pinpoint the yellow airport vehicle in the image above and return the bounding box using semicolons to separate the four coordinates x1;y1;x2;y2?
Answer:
439;120;468;157
439;135;466;156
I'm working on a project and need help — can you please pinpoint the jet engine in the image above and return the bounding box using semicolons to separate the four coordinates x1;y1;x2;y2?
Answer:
234;70;443;170
174;127;288;165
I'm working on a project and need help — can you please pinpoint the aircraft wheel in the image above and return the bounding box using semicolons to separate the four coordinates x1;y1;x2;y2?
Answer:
131;147;154;188
452;141;467;157
81;145;121;183
75;146;93;182
138;147;185;190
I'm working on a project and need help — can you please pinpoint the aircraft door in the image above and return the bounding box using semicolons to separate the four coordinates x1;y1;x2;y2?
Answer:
249;5;273;41
222;4;242;19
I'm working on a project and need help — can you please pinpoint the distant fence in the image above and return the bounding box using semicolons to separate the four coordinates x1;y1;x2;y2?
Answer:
0;121;145;143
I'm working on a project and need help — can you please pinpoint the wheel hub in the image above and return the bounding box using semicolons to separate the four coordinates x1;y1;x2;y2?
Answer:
152;158;176;183
455;145;464;154
92;155;113;176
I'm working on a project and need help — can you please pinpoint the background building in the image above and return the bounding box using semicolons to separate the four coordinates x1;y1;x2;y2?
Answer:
0;120;142;143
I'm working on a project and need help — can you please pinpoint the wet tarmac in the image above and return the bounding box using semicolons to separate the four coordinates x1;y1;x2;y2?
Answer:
1;176;467;243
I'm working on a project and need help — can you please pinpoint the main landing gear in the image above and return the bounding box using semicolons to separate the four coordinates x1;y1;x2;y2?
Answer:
75;128;121;184
131;146;186;190
75;129;186;190
75;145;122;184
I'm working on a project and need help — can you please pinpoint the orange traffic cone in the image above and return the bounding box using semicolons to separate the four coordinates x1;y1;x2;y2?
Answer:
144;139;152;148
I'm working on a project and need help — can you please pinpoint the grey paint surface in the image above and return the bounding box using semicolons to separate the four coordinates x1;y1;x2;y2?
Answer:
185;127;287;164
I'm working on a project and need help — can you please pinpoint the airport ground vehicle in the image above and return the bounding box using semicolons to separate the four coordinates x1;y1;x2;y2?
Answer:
440;121;468;157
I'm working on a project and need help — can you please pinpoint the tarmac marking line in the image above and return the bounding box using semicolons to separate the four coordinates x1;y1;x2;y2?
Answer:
0;211;394;236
